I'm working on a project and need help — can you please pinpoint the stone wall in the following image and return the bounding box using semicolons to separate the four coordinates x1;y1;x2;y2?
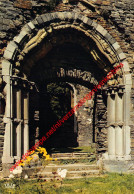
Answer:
96;90;107;154
75;84;94;146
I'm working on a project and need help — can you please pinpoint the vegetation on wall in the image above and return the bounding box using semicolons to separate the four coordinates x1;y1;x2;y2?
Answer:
47;0;62;11
47;82;71;120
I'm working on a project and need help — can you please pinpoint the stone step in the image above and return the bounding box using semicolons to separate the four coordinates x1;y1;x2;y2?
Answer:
22;163;100;180
63;175;100;179
51;153;95;158
51;157;96;161
43;164;99;172
28;174;101;180
66;170;100;178
32;169;100;179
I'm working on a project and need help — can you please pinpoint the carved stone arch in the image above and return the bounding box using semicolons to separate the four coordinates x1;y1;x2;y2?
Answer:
1;11;132;172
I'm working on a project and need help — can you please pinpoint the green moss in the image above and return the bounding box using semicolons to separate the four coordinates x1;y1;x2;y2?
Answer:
1;173;134;194
50;145;96;154
47;82;71;119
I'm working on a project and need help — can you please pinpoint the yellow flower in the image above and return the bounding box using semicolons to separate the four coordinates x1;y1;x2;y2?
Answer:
32;154;38;157
45;155;50;160
25;156;32;164
18;163;22;166
29;150;35;155
55;158;58;161
19;162;25;167
45;154;53;161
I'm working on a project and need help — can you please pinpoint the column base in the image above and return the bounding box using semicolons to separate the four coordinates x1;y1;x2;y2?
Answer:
2;156;14;163
2;163;15;178
103;160;133;173
107;155;131;161
108;155;116;160
14;156;21;161
124;155;131;160
116;156;126;161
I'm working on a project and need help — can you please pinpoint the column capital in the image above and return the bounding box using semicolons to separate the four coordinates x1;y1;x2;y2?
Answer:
115;122;124;127
13;118;23;123
3;117;12;124
24;120;29;124
11;76;36;91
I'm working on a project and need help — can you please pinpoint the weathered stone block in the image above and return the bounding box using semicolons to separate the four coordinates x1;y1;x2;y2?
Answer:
4;50;16;61
96;24;107;36
6;41;18;51
14;30;28;46
74;12;79;20
4;41;18;61
83;16;89;24
41;14;49;23
77;14;84;22
122;60;130;72
104;33;116;44
22;24;32;34
91;21;98;29
2;60;12;76
46;14;53;22
71;12;75;20
57;12;65;20
112;42;120;50
86;18;93;26
50;12;58;20
66;12;74;20
116;48;123;55
36;16;44;25
27;21;35;30
119;52;126;60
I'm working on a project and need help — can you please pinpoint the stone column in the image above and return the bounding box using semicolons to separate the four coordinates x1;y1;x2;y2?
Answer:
107;91;115;125
115;90;123;123
124;83;131;160
2;76;14;163
16;89;21;158
66;83;77;134
115;90;124;159
23;92;29;154
107;90;116;159
108;126;115;158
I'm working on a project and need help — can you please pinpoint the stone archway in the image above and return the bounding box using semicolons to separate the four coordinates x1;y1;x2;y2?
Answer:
1;11;132;171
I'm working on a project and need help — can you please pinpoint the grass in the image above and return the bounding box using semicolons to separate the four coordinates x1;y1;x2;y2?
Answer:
49;146;96;154
58;156;96;165
49;146;97;164
1;173;134;194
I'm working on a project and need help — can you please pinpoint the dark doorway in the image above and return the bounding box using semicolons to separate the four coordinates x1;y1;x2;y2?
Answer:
29;82;78;149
